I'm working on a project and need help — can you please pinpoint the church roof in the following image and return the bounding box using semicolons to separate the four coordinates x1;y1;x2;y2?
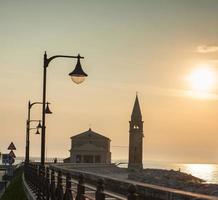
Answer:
71;128;110;141
131;94;142;120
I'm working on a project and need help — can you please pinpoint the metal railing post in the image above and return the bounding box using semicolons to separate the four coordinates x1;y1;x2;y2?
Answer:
45;167;50;200
41;166;46;199
55;170;64;200
95;179;105;200
50;169;56;200
63;173;73;200
75;174;85;200
127;184;138;200
36;165;43;200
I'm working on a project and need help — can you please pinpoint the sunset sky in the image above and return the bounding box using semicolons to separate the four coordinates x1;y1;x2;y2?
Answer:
1;0;218;163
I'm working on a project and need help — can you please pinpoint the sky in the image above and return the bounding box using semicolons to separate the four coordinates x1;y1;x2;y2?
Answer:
1;0;218;163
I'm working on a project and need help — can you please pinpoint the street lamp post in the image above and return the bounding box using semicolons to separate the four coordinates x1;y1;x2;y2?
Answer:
25;101;52;163
26;125;42;161
41;51;88;166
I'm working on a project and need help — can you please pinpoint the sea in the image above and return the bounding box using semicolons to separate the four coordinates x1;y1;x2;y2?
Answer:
118;161;218;184
1;158;218;184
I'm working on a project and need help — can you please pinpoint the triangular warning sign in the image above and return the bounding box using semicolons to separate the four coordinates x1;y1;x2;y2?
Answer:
8;142;16;150
9;150;16;158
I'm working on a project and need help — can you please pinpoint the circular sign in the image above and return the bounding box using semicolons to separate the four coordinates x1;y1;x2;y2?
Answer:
9;157;14;165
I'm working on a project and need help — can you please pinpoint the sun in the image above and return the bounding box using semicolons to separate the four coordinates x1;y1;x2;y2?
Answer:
187;64;216;92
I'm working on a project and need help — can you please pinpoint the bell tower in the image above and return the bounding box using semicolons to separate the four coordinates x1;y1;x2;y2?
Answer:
128;94;143;169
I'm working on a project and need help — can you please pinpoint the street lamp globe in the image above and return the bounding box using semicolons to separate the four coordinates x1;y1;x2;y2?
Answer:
71;76;86;84
69;54;88;84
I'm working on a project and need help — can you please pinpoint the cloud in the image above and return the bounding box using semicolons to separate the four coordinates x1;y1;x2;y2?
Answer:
197;45;218;53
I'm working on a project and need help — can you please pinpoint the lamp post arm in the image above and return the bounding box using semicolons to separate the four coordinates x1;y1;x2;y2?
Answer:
29;101;50;110
44;52;84;68
29;120;41;123
29;102;43;109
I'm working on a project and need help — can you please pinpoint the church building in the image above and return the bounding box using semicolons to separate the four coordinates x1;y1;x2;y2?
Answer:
128;95;144;169
65;128;111;163
64;95;143;167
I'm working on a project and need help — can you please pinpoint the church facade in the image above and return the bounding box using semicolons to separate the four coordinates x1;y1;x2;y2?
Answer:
66;128;111;163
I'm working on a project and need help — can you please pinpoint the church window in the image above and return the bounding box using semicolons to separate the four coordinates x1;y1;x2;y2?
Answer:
133;125;139;129
76;155;81;163
95;155;101;163
83;155;94;163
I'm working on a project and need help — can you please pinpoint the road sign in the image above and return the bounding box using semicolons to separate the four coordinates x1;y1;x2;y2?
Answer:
2;154;9;164
8;157;15;165
7;142;16;150
9;150;16;158
2;154;15;165
2;154;12;164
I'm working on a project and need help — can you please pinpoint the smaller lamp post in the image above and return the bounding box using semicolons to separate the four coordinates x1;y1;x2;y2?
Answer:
26;124;41;162
25;101;52;163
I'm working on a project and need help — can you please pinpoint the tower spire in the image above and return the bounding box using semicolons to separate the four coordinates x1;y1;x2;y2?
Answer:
131;94;142;121
128;94;143;169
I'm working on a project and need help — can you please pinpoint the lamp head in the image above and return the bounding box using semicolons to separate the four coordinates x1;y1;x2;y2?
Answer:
45;103;52;114
37;121;42;129
69;54;88;84
35;128;40;135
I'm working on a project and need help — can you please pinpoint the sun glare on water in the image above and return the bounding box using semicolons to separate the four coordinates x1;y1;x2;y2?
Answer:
182;164;216;183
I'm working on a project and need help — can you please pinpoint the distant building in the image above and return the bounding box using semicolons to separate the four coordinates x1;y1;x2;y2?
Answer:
65;128;111;163
128;95;144;169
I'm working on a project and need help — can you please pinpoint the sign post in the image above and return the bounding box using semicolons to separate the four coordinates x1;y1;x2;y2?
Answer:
6;142;16;176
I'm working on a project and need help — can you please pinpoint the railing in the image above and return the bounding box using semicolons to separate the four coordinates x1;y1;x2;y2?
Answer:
51;164;218;200
24;163;138;200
